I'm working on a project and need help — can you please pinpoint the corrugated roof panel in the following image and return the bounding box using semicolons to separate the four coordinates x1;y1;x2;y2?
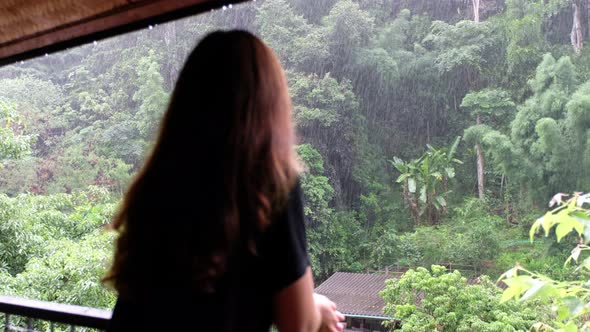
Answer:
315;272;395;317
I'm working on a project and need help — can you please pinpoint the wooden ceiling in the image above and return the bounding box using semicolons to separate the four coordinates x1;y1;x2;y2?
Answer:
0;0;249;66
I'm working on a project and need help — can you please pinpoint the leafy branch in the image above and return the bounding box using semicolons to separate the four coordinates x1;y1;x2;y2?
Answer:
500;193;590;332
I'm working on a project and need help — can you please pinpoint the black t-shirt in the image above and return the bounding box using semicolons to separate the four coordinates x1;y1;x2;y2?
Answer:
107;182;309;332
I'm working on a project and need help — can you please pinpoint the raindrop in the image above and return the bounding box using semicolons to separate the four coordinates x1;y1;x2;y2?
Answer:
93;41;97;46
149;25;153;30
44;53;48;57
222;5;227;10
229;4;233;8
20;61;24;64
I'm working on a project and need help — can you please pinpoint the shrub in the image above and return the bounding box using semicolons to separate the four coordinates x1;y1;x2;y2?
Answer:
381;265;551;331
393;206;502;272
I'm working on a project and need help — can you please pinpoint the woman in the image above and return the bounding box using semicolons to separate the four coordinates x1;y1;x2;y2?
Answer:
105;30;344;332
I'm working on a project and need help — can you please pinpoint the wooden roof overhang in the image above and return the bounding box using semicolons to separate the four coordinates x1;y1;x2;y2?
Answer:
0;0;249;66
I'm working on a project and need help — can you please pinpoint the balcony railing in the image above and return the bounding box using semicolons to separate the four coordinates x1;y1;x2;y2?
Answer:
0;296;111;332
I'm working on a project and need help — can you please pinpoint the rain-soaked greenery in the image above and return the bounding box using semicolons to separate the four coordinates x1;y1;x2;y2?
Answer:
2;0;590;330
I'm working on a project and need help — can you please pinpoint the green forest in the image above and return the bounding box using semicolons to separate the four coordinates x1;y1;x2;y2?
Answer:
2;0;590;330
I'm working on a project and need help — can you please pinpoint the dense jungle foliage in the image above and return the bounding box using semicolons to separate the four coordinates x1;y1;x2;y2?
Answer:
2;0;590;330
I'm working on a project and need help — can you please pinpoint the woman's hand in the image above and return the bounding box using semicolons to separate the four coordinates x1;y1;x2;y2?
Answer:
313;293;345;332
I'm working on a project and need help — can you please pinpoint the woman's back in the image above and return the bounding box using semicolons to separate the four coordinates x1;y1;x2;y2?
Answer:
108;182;308;331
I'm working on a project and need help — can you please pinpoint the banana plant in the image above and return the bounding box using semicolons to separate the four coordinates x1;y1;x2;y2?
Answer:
391;136;462;225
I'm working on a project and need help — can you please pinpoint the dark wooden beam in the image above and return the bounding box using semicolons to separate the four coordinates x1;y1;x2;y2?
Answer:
0;0;250;67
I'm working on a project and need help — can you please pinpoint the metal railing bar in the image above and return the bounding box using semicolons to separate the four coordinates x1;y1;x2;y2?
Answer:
7;325;51;332
0;296;111;330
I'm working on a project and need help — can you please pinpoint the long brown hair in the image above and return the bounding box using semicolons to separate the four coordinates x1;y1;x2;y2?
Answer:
104;30;300;297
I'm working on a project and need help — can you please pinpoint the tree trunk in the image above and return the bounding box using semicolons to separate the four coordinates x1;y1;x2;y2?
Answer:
572;0;584;55
163;22;179;88
470;0;484;199
475;115;485;199
443;173;449;215
587;0;590;37
426;119;431;143
472;0;481;22
402;186;420;225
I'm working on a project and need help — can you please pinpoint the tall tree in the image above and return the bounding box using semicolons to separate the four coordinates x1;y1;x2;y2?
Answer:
256;0;311;66
424;19;499;197
461;89;515;199
289;71;362;207
132;51;169;140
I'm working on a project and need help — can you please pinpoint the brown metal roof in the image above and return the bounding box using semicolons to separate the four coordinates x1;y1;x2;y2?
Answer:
315;272;394;318
0;0;249;66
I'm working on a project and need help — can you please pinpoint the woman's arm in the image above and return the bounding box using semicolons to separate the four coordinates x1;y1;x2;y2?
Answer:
273;267;344;332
